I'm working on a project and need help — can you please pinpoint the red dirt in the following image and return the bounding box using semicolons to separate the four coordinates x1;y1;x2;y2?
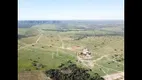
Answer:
71;46;81;50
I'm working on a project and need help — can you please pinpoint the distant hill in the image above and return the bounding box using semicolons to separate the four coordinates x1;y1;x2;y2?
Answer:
18;20;124;28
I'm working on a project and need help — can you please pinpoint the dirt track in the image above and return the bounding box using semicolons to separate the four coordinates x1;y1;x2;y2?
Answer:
103;72;124;80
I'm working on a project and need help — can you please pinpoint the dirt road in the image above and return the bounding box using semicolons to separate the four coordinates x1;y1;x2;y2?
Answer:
103;72;124;80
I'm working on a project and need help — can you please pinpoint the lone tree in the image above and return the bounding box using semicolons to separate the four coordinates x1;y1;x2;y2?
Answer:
45;60;104;80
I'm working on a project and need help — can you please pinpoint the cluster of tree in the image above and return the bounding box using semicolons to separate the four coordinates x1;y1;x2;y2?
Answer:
73;34;95;40
45;60;104;80
73;32;124;41
112;54;124;62
42;29;67;32
42;29;84;32
29;58;46;70
74;35;87;40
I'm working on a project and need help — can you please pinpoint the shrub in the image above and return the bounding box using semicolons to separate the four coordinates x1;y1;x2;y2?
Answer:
25;69;31;71
32;62;37;66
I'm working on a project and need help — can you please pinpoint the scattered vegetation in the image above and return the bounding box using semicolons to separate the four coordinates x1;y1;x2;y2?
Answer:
18;21;124;78
25;28;39;37
112;54;124;62
29;58;46;70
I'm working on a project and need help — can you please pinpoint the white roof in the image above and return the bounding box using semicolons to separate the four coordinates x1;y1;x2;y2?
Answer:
82;48;90;54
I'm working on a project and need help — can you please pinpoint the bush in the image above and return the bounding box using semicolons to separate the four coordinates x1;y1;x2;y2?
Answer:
25;69;31;71
38;57;40;59
31;59;45;70
32;62;37;66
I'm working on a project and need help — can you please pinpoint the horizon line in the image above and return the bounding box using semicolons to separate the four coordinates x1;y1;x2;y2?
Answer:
18;19;124;21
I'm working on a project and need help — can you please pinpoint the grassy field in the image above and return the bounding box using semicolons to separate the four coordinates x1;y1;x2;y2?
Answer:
18;24;124;79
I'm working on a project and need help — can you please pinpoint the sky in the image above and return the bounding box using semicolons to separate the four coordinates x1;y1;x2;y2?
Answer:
18;0;124;20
